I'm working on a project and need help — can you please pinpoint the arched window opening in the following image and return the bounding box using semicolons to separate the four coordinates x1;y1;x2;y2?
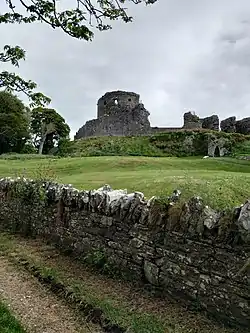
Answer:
214;146;220;157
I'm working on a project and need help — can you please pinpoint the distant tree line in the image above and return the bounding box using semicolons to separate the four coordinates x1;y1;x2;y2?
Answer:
0;91;70;155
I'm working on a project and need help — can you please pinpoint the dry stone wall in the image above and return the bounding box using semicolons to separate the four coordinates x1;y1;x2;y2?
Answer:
0;178;249;329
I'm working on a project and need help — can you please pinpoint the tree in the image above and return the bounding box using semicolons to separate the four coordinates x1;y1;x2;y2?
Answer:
1;1;157;106
0;45;51;107
30;107;70;154
0;91;30;154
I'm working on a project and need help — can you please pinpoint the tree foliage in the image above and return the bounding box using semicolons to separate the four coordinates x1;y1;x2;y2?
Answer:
1;1;157;106
0;44;52;107
3;1;157;40
30;107;70;154
0;91;30;154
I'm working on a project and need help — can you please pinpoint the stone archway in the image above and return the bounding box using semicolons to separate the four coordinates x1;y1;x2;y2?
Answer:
207;135;230;157
214;146;220;157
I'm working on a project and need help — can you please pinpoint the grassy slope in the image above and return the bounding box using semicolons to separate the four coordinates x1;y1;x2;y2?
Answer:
235;139;250;155
0;300;26;333
68;132;250;157
0;156;250;209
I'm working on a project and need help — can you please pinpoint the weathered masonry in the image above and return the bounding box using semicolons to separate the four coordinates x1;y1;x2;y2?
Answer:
74;91;151;139
0;178;249;329
75;90;250;139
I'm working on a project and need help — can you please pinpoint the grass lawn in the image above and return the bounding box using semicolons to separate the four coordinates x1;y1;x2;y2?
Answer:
0;300;26;333
0;156;250;209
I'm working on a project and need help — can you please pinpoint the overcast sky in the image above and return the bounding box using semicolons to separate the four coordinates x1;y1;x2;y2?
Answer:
1;0;250;137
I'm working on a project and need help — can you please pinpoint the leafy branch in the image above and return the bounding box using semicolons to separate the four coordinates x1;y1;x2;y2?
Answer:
0;45;51;106
0;45;25;66
3;0;157;40
0;1;157;106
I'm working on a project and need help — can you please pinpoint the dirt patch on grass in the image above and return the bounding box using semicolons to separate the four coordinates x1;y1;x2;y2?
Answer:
0;234;242;333
0;256;100;333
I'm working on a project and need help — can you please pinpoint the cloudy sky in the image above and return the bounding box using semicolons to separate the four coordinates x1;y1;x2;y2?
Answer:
1;0;250;136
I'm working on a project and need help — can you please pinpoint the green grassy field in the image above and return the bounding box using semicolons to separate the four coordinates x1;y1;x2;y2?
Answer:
0;300;26;333
0;155;250;209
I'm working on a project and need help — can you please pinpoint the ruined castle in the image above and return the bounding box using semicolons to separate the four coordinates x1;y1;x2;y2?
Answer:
75;90;250;139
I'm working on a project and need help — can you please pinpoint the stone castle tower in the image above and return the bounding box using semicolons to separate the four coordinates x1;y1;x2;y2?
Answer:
75;90;151;139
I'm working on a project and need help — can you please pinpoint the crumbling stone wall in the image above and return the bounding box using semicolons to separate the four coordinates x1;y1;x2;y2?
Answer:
97;91;139;118
75;105;150;138
182;112;202;129
207;134;230;157
236;117;250;135
221;117;250;135
75;91;150;139
150;127;181;133
75;90;250;139
201;115;219;131
0;178;249;329
220;117;237;133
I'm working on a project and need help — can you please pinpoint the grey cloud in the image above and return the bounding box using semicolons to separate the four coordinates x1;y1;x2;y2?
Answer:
177;13;250;120
1;0;250;136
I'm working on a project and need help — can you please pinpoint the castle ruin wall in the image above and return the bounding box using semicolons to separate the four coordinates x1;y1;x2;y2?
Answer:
75;90;250;139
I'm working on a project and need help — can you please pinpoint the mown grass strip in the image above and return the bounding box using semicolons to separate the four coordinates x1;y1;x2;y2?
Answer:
0;233;244;333
0;300;26;333
0;233;171;333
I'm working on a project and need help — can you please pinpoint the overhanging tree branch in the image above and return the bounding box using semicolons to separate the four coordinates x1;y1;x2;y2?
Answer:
0;45;25;67
0;44;51;106
3;1;157;40
0;71;51;107
1;1;157;107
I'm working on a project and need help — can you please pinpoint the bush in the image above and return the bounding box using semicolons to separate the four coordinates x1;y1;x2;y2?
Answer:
20;143;37;154
57;138;74;156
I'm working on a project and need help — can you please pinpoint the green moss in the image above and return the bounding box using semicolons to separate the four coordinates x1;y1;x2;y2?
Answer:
83;248;134;280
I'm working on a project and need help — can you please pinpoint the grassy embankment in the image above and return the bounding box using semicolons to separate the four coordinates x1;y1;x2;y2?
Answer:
0;155;250;209
65;131;250;157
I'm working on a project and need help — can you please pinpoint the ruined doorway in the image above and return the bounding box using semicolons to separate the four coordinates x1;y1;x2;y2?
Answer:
214;146;220;157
